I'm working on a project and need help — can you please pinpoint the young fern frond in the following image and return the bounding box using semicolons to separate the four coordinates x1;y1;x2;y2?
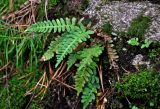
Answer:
55;25;94;67
25;17;78;33
74;44;104;95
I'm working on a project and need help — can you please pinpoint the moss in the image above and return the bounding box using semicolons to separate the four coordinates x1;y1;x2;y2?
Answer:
0;69;43;108
127;15;151;39
116;70;160;107
102;22;113;35
149;48;160;59
0;75;27;109
80;0;90;11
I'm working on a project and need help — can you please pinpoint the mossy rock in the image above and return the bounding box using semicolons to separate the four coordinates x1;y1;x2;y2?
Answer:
127;15;151;39
116;70;160;107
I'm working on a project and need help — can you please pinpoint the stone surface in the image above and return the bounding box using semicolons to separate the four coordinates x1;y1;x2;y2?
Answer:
83;0;160;40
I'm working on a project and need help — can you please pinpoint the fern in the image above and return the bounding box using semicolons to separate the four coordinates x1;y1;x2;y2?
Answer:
74;44;103;95
25;17;78;33
26;18;94;67
75;61;97;95
40;36;64;61
81;70;100;109
77;44;103;71
55;24;94;67
67;52;80;70
26;17;105;108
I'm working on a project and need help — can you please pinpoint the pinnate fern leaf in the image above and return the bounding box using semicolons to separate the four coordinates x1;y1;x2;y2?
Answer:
81;70;100;109
55;25;94;67
25;17;78;33
67;52;80;70
74;44;103;95
75;62;97;95
40;36;64;61
78;44;104;71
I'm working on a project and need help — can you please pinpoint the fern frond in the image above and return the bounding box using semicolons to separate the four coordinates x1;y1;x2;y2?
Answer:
55;25;94;67
81;70;100;109
78;44;104;71
25;17;78;33
107;39;119;69
74;44;103;95
67;52;80;70
94;29;119;69
75;62;97;95
40;36;63;61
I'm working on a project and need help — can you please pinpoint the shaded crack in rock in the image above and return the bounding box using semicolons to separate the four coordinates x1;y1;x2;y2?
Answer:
83;0;160;41
132;54;151;69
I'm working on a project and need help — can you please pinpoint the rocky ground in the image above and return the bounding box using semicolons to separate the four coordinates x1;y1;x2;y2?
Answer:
83;0;160;40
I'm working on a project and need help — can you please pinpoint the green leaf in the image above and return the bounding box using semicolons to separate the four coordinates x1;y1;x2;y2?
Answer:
25;17;78;33
55;27;93;67
127;38;139;46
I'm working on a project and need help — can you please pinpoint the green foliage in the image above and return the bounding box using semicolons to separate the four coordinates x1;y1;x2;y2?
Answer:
0;69;42;109
127;37;152;49
116;70;160;107
41;24;93;67
74;44;103;95
26;17;103;108
28;18;94;67
127;37;139;46
141;38;152;49
68;44;103;108
41;37;62;61
81;70;100;109
56;25;93;67
0;20;45;108
0;21;44;70
127;15;151;39
50;0;58;6
0;0;8;16
0;76;26;109
149;48;160;59
0;0;26;16
25;17;78;33
102;22;113;35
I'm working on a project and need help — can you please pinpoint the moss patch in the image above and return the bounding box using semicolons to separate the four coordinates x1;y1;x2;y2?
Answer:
127;15;151;39
102;22;113;35
116;70;160;107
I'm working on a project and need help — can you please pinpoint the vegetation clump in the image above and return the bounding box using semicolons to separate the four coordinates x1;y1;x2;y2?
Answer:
102;22;113;35
1;0;160;108
116;70;160;107
127;15;151;39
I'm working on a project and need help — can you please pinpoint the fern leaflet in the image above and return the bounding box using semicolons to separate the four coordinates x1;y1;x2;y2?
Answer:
67;52;80;70
25;17;78;33
40;36;64;61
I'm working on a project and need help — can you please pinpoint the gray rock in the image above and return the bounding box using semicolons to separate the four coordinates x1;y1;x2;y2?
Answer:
132;54;150;69
83;0;160;41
